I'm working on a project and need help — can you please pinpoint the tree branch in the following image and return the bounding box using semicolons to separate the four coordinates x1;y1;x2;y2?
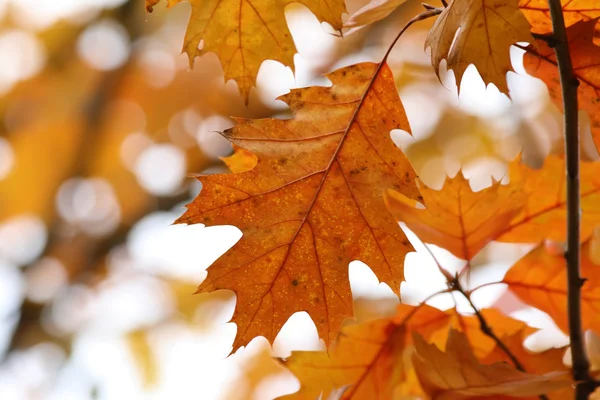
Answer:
452;281;549;400
544;0;594;396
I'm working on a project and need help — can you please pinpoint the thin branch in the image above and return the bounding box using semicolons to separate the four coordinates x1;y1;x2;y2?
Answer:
545;0;593;395
381;7;443;64
452;281;549;400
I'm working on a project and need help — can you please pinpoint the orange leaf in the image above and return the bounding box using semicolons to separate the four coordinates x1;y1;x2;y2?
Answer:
438;309;536;359
503;239;600;335
281;304;450;400
177;63;421;350
412;328;569;399
519;0;600;35
482;329;573;400
220;144;258;174
524;19;600;153
425;0;534;94
384;173;525;261
156;0;346;101
499;155;600;243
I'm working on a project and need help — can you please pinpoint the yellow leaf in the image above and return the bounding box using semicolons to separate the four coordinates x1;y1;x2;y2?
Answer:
425;0;534;94
158;0;346;101
220;144;258;174
127;330;158;388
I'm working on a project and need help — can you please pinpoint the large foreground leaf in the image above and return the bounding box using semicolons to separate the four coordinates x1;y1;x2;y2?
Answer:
177;62;420;349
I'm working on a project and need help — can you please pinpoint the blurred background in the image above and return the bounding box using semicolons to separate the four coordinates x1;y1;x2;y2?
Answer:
0;0;588;398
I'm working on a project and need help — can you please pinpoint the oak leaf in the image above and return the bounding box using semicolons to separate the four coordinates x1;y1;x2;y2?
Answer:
384;173;525;261
524;19;600;153
503;239;600;335
425;0;534;94
412;328;569;399
519;0;600;35
344;0;409;31
281;304;450;399
177;62;421;350
435;309;536;358
483;329;573;400
151;0;346;101
499;155;600;243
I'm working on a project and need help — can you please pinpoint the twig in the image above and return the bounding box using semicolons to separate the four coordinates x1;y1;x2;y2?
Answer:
452;280;549;400
544;0;594;396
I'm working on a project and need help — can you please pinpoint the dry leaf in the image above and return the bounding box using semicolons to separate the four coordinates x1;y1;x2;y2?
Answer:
177;62;421;350
425;0;534;94
412;328;569;399
152;0;346;101
281;304;450;400
385;173;525;260
524;19;600;153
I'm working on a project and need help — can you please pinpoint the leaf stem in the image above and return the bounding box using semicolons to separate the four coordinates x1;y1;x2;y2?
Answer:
544;0;593;395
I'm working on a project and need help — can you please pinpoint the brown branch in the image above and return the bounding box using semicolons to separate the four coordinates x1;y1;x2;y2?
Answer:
452;280;549;400
544;1;595;397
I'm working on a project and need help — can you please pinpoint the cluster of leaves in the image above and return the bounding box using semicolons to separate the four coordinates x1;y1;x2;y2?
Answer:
147;0;600;398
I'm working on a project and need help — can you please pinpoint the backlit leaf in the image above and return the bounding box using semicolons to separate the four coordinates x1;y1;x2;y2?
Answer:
503;240;600;335
384;173;525;261
281;304;450;400
412;328;569;399
499;155;600;243
151;0;346;101
425;0;534;94
177;62;421;350
524;19;600;153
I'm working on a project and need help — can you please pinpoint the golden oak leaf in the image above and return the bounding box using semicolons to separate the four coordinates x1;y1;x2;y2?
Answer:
281;304;450;400
177;62;421;350
221;144;258;173
519;0;600;35
499;155;600;243
384;173;525;261
152;0;346;101
524;19;600;153
425;0;534;94
503;240;600;335
412;328;569;399
343;0;409;30
482;329;573;400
